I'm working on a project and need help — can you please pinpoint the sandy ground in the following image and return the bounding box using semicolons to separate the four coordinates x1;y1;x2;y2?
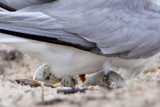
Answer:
0;44;160;107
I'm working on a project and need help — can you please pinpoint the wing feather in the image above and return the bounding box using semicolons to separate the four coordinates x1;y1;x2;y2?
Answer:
0;0;160;58
0;11;95;49
0;0;54;10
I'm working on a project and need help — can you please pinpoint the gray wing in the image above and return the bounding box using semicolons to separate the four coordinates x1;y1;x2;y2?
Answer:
0;0;160;59
0;11;95;49
0;0;54;10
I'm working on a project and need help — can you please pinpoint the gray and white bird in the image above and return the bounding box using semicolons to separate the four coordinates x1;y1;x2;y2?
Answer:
0;0;160;87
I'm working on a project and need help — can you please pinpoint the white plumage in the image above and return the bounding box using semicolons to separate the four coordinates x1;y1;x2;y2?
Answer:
0;0;160;85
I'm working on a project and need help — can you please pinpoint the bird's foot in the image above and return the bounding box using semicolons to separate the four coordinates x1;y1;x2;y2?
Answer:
83;71;125;88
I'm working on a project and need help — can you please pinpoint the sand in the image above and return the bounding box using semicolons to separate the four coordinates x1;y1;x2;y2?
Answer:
0;44;160;107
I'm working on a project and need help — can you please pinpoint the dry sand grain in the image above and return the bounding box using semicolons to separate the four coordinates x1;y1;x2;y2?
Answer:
0;44;160;107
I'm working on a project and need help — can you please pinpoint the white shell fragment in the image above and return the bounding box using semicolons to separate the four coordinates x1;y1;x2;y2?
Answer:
33;64;61;84
33;64;77;87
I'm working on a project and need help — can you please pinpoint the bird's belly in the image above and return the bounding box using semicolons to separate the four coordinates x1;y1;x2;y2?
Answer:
46;44;105;76
5;40;158;77
4;41;105;76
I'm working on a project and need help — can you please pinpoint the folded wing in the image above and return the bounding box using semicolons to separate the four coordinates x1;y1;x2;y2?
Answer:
0;0;54;10
0;0;160;59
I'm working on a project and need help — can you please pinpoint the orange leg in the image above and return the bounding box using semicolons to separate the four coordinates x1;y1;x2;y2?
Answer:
78;74;86;83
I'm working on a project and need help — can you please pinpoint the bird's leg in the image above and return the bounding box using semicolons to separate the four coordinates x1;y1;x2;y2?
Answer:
103;61;111;75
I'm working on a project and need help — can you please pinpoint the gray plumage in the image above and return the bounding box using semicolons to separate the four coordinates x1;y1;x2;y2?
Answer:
0;0;160;80
0;0;160;59
0;0;54;9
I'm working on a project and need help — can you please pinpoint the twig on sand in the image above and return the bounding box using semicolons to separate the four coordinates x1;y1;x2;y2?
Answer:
13;95;23;104
14;79;56;88
0;78;56;88
0;65;5;78
36;98;81;106
57;88;87;94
